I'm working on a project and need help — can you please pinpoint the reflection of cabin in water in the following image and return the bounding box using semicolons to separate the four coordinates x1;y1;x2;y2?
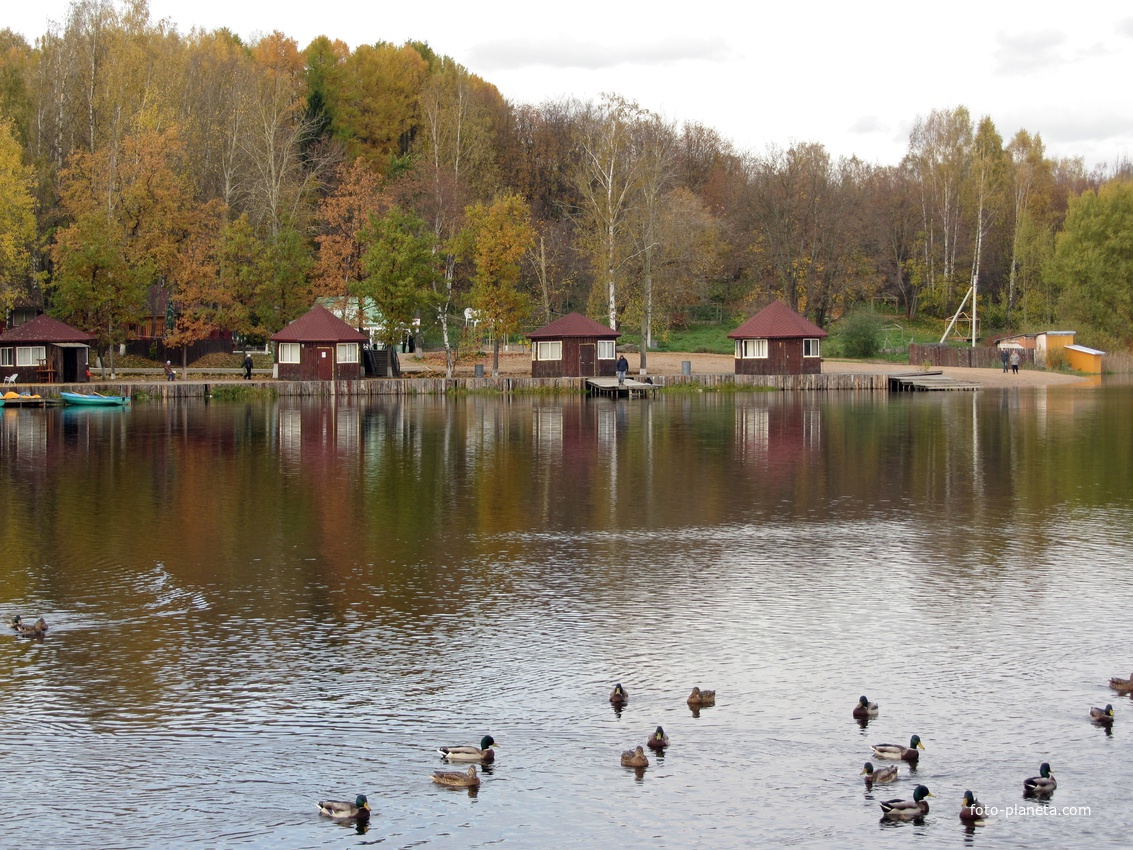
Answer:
0;314;94;384
270;305;367;381
527;312;620;378
728;302;827;376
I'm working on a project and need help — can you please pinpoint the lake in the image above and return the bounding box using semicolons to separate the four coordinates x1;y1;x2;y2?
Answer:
2;383;1132;848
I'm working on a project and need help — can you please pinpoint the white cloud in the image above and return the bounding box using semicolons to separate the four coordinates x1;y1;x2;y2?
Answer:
992;29;1068;75
466;36;733;72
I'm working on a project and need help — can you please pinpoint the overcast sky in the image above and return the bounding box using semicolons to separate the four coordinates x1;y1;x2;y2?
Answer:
7;0;1132;168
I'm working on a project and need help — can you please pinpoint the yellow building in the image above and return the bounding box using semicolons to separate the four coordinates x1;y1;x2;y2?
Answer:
1064;344;1105;373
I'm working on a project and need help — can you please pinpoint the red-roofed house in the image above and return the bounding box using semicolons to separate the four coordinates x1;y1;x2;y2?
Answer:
270;305;368;381
727;302;827;376
0;314;95;384
526;312;621;378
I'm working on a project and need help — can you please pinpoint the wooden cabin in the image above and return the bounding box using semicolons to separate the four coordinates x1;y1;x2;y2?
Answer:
727;302;827;376
0;314;94;384
526;312;621;378
270;305;367;381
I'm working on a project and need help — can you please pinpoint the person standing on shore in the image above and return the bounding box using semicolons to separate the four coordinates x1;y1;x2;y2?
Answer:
1000;347;1009;373
164;361;175;381
616;354;629;385
243;353;254;380
1010;351;1020;374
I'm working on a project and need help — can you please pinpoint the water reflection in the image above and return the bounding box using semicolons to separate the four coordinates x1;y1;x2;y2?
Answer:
2;386;1133;848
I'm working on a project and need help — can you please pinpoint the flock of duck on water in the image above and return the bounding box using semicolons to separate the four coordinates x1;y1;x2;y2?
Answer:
12;613;1126;831
853;681;1124;824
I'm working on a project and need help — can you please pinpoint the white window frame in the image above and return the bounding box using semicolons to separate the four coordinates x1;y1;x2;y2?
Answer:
597;339;616;360
803;338;821;358
737;338;767;359
535;340;562;361
278;342;300;364
16;346;46;367
0;347;11;367
336;342;359;363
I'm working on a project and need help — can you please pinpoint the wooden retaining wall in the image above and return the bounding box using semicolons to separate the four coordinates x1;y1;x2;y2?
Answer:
25;371;894;400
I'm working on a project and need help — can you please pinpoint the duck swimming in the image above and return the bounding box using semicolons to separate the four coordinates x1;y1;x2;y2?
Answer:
609;683;628;706
646;726;669;750
317;794;370;821
1023;762;1056;798
959;790;987;823
852;695;879;719
431;765;480;788
620;746;649;768
880;784;933;821
871;735;924;763
687;687;716;707
438;735;497;763
1090;704;1115;723
861;762;898;784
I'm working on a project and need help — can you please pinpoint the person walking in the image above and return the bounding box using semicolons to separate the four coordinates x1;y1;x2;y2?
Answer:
1000;347;1009;373
243;353;254;380
164;361;175;381
616;354;629;385
1010;350;1021;375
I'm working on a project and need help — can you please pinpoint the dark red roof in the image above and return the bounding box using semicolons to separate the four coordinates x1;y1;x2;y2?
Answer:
270;305;368;343
0;314;95;344
527;312;620;340
727;301;827;339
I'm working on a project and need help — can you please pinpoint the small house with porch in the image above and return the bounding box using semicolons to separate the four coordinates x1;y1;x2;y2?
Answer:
728;301;827;376
527;312;620;378
270;305;367;381
0;314;94;384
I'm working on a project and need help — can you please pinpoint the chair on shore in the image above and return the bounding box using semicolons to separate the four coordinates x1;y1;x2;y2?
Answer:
3;373;17;385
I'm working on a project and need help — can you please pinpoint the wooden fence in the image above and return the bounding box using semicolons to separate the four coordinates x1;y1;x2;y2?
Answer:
909;343;1034;369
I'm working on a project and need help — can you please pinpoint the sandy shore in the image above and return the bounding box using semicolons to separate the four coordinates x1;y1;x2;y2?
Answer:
403;349;1091;388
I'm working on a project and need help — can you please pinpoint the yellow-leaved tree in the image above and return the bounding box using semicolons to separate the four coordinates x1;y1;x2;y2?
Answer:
0;116;36;315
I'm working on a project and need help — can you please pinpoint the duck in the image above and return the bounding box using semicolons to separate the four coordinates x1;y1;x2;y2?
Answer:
852;695;879;719
10;616;49;635
609;683;628;706
1108;673;1133;692
959;790;987;823
620;745;649;768
438;735;497;763
1090;704;1115;723
687;687;716;707
317;794;370;821
880;784;933;821
1023;762;1056;798
431;765;480;788
860;762;898;784
646;725;669;750
871;735;924;763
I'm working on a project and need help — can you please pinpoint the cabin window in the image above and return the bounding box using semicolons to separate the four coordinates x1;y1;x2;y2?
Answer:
597;340;616;359
0;347;11;367
16;346;46;367
278;343;300;364
737;338;767;359
803;338;821;357
536;341;562;361
336;343;359;363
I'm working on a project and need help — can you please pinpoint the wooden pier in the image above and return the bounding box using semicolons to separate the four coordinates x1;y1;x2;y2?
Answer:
888;371;980;392
586;377;660;399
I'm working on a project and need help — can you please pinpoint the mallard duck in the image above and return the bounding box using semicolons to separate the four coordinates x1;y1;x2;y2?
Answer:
853;695;879;719
317;794;370;821
959;790;987;823
1090;704;1115;723
871;735;923;763
620;745;649;768
609;683;628;706
687;687;716;707
10;616;48;635
438;735;497;763
1023;762;1056;797
1108;673;1133;692
431;765;480;788
646;725;669;750
861;762;898;784
880;784;933;821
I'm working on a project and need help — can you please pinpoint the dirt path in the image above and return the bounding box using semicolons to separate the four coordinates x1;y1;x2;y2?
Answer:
403;350;1091;388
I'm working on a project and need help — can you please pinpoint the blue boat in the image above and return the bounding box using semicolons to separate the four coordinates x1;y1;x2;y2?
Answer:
60;391;130;407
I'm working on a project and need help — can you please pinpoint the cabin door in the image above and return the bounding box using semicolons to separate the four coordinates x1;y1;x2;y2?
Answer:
317;347;334;380
579;343;596;377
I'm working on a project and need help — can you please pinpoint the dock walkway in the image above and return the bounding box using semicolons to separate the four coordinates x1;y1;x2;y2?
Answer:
888;371;980;392
586;377;660;398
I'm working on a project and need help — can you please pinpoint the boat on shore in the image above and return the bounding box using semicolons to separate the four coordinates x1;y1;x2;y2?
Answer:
1;391;48;408
60;391;130;407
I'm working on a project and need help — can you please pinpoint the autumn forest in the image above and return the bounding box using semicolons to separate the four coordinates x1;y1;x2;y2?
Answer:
2;0;1132;375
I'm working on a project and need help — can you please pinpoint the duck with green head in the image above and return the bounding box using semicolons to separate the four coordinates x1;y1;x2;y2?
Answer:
438;735;497;763
431;765;480;788
852;695;879;719
10;616;48;635
646;726;669;750
959;790;988;823
871;735;924;763
1023;762;1056;797
880;784;933;821
317;794;370;821
609;683;628;706
1090;704;1115;723
860;762;898;784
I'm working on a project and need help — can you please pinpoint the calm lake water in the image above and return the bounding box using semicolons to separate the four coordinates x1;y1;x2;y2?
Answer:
3;383;1133;848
